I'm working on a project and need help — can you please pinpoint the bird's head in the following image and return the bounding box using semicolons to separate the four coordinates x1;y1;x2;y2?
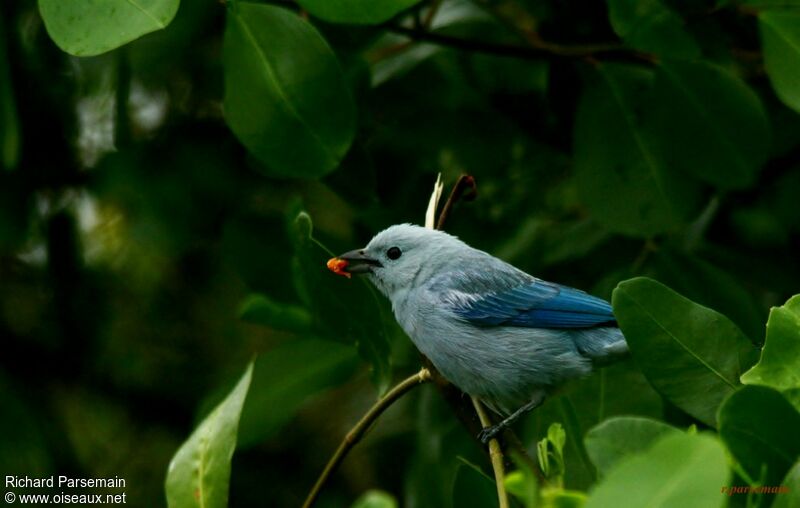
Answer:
327;224;465;299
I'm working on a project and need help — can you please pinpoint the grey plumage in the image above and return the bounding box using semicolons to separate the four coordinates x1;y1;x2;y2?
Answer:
341;224;627;424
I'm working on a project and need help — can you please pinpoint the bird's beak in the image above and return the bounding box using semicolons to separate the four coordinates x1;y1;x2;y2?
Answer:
327;249;383;278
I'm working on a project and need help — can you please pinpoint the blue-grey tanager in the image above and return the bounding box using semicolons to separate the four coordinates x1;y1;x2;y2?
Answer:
329;224;628;442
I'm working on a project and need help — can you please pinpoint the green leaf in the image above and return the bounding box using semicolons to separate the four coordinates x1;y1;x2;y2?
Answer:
297;0;424;24
38;0;180;57
584;433;728;508
574;64;701;237
760;11;800;113
289;211;392;393
237;338;358;447
741;295;800;400
647;60;770;189
607;0;700;58
0;15;19;171
718;385;800;487
223;4;355;178
612;277;752;426
538;422;567;480
584;416;680;476
772;460;800;508
650;248;765;342
238;293;312;334
165;361;253;508
351;490;399;508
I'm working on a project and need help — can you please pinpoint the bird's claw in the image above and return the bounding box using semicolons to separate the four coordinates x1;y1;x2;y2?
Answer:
478;426;501;444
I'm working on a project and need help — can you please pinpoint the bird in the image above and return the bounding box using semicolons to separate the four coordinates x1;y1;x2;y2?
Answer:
327;224;628;443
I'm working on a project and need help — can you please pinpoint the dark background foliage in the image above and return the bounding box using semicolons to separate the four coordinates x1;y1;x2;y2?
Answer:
1;0;799;507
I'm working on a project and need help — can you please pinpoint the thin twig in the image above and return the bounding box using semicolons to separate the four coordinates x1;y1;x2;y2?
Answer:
471;397;510;508
302;368;432;508
386;25;653;65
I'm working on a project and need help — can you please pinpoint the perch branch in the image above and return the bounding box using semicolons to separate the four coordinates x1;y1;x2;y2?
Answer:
302;368;432;508
472;397;510;508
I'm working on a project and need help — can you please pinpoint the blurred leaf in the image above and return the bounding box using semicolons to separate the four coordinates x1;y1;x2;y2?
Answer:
541;488;588;508
584;416;680;476
297;0;424;24
650;248;765;342
452;458;498;508
0;14;19;171
38;0;180;56
760;11;800;113
607;0;700;58
741;295;800;405
584;433;728;508
289;211;392;392
612;277;752;426
166;361;253;508
236;338;358;447
773;460;800;508
369;0;493;86
0;374;53;475
223;3;355;178
504;470;537;508
238;293;313;334
717;385;800;487
574;64;701;237
540;220;610;268
648;60;770;189
351;489;399;508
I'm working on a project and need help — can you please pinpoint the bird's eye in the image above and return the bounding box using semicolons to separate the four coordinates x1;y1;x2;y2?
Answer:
386;246;402;260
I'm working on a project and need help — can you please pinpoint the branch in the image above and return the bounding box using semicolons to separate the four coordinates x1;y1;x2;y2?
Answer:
472;397;510;508
386;25;654;65
302;368;432;508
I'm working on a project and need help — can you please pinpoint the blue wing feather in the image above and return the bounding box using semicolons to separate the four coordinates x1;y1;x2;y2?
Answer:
452;279;615;329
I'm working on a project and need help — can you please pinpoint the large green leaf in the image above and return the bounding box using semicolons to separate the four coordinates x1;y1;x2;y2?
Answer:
584;416;680;476
606;0;700;58
741;295;800;404
585;433;728;508
290;211;392;392
651;248;765;342
223;3;355;178
574;64;701;237
38;0;180;56
760;11;800;113
165;362;253;508
612;277;753;426
237;338;358;447
718;385;800;487
297;0;424;24
647;60;770;189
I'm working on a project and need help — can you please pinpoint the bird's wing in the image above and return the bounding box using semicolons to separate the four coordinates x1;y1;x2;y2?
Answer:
438;271;615;329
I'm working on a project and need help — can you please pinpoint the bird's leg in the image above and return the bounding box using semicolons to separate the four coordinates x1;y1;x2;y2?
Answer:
478;392;546;444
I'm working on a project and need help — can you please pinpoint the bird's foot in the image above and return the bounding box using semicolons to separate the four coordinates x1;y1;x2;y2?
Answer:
478;424;503;444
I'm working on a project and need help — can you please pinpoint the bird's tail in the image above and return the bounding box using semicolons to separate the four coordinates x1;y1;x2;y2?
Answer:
573;327;629;366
